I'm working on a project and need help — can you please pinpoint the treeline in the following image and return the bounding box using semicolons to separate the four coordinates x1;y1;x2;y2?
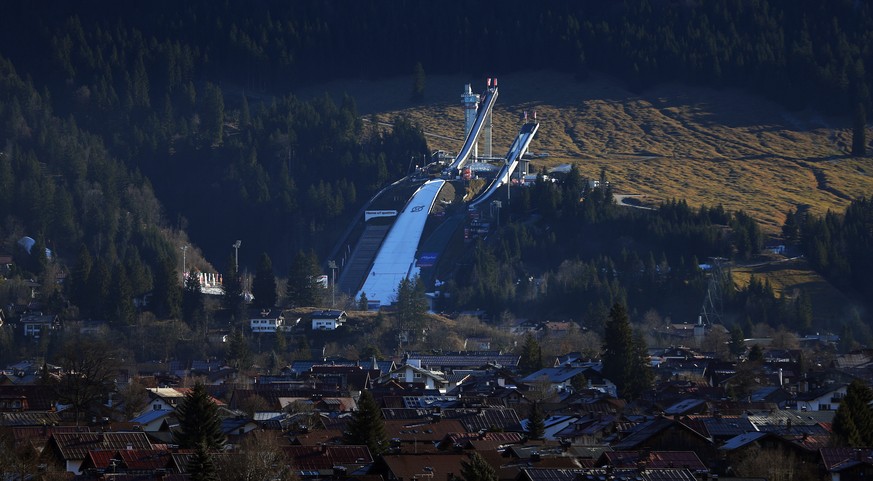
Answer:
0;0;870;268
446;167;778;332
790;197;873;313
0;54;183;321
2;1;868;112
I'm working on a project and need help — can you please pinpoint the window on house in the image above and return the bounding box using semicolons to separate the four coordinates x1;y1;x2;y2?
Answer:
414;372;422;379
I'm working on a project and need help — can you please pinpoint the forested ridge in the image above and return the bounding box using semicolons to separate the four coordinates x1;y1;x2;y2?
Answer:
0;1;872;341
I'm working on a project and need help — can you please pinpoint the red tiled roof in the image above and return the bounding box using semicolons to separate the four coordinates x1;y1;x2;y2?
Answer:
50;432;153;461
385;419;467;443
117;449;176;470
821;447;873;471
282;445;373;470
605;450;707;471
383;453;469;481
0;385;58;411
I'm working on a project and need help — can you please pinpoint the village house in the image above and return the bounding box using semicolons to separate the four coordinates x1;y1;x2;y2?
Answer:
19;312;60;338
249;308;295;333
377;360;449;393
145;388;187;412
310;309;347;330
42;431;153;474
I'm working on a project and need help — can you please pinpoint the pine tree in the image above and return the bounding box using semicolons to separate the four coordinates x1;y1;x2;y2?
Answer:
602;303;651;400
153;256;182;319
69;244;93;312
851;59;868;157
222;254;246;322
460;452;498;481
832;380;873;447
345;390;388;455
411;62;426;102
286;250;321;308
108;263;135;325
527;402;545;440
173;383;225;450
86;258;111;319
227;327;250;370
728;325;745;359
200;82;224;145
518;334;543;374
182;270;205;327
189;442;218;481
358;291;369;311
395;276;428;344
251;252;277;309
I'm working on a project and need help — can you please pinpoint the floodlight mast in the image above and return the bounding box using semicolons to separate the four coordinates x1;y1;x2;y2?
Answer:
232;240;242;271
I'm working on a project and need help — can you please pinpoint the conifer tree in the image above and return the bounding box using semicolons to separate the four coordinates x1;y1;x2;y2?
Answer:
86;258;112;319
251;252;277;309
460;452;498;481
395;276;428;344
832;380;873;447
728;325;745;359
201;82;224;145
411;62;426;102
851;59;868;158
69;244;93;311
602;302;651;400
527;402;545;440
153;256;182;320
287;250;321;308
518;333;543;374
108;263;135;325
344;390;388;455
222;254;246;322
189;442;218;481
226;327;250;370
182;270;205;327
173;382;225;450
358;291;369;311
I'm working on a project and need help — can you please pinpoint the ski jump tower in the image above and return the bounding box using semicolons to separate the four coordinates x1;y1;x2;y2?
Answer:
462;78;495;159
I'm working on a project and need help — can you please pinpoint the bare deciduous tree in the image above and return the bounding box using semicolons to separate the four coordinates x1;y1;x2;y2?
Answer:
217;431;295;481
54;338;120;425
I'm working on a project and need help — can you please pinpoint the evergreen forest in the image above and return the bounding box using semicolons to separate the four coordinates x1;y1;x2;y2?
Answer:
0;0;872;359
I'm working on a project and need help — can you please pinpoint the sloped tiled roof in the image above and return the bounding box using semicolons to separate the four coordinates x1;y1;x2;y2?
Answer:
50;432;153;461
600;451;708;472
384;419;466;442
519;468;587;481
1;411;61;426
131;409;174;425
821;447;873;472
452;408;522;432
521;367;588;384
0;384;58;411
412;354;520;369
282;445;373;470
683;415;756;438
383;453;469;481
13;425;88;449
718;431;771;451
83;449;175;471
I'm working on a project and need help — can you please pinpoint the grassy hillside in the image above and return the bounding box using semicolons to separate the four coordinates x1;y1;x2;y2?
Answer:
300;71;872;234
296;70;873;324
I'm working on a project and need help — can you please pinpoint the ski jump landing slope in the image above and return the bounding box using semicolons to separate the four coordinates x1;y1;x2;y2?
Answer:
356;179;445;307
